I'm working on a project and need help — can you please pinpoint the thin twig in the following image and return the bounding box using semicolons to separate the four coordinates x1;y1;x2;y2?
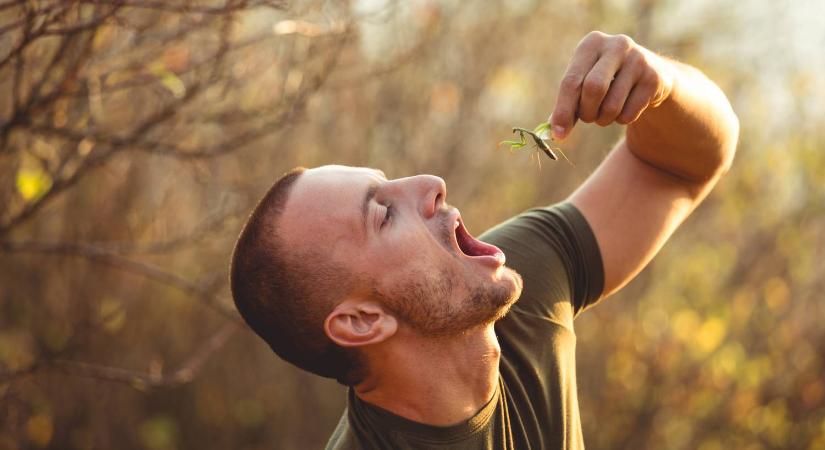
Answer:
78;0;285;15
0;240;238;318
0;322;241;389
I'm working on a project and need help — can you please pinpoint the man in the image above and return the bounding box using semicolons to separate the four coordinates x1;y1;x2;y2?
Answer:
230;31;738;449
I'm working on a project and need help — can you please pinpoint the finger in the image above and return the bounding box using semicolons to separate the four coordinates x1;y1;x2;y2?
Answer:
616;81;655;125
550;33;604;140
578;50;626;124
595;62;640;126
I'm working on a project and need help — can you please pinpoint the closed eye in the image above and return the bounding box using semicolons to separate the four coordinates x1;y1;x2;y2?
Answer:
381;204;393;228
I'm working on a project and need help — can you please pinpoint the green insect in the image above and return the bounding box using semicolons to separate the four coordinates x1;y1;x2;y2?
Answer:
499;122;572;167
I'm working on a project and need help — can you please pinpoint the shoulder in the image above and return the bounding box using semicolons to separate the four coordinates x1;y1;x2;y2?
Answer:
481;202;604;318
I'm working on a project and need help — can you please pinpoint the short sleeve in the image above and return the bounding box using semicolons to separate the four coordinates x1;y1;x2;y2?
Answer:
478;202;605;326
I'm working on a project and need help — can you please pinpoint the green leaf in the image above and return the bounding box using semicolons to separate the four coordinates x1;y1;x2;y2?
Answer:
16;168;52;201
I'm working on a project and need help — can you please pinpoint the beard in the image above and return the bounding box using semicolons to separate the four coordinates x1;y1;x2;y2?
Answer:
376;264;522;337
373;207;522;336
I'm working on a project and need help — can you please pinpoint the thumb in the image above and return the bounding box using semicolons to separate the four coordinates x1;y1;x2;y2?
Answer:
548;109;574;141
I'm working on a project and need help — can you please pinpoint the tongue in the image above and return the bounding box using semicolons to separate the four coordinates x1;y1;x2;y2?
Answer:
456;222;502;257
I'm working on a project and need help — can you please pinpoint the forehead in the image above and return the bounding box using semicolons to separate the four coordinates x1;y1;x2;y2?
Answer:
278;165;384;251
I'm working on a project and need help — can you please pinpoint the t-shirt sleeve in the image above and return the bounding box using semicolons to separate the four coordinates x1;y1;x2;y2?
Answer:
478;202;605;326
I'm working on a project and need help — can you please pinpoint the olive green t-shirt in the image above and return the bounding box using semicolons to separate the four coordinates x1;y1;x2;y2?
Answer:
326;202;605;450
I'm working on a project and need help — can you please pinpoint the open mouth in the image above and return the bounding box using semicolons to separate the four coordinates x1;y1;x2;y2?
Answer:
453;216;505;265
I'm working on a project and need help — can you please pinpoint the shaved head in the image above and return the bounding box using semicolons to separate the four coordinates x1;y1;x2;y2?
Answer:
230;167;365;385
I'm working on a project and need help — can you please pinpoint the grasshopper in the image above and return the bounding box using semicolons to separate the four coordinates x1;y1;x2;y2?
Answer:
499;122;572;167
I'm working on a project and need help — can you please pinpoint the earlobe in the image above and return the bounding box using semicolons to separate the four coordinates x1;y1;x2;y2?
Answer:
324;300;397;348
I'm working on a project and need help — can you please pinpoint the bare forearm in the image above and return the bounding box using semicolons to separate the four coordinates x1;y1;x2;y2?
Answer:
626;60;739;184
553;32;741;299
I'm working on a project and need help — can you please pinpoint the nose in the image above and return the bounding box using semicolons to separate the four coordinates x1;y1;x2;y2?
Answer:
392;175;446;219
416;175;447;219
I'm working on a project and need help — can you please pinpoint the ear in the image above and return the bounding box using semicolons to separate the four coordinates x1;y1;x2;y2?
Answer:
324;299;397;348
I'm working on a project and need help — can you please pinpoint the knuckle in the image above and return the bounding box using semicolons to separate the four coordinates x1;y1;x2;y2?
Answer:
612;34;634;51
601;101;621;117
626;49;643;66
560;74;583;91
582;30;606;46
639;69;660;88
582;77;605;96
636;50;653;68
618;34;635;45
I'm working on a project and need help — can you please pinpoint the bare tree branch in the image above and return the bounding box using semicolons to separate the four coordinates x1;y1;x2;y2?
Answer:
0;321;241;390
80;0;286;15
0;0;371;420
0;239;238;318
79;207;244;255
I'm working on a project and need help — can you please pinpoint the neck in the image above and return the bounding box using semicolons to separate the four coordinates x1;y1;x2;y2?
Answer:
354;324;501;426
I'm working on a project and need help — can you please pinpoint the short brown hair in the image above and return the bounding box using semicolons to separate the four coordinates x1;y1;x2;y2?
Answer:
230;167;364;385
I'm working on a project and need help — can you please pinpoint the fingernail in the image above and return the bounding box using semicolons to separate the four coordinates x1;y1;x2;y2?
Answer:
553;125;566;140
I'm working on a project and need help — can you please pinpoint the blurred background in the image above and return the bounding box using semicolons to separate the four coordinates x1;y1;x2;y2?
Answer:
1;0;823;448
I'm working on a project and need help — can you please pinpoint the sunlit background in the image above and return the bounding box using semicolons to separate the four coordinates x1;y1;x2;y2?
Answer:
1;0;824;448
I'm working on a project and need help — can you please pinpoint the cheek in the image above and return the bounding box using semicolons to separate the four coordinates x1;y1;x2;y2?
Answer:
369;225;460;284
375;249;458;290
387;227;445;262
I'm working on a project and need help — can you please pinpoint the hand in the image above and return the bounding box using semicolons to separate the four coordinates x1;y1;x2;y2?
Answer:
550;31;675;141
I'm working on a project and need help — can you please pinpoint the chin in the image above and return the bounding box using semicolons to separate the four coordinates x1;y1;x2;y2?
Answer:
496;265;523;300
483;266;523;316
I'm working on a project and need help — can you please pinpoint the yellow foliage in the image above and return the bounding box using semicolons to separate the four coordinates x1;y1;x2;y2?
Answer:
741;357;772;389
98;298;126;334
641;307;669;339
746;400;791;446
695;316;727;355
139;416;178;450
25;414;53;448
483;67;533;118
762;276;790;311
92;24;118;50
710;342;744;385
673;309;699;343
149;62;186;99
15;168;52;201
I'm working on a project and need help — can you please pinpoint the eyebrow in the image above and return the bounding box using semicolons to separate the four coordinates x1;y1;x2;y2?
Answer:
362;182;379;235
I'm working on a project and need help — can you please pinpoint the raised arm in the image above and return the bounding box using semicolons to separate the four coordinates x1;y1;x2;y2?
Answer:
549;31;739;298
